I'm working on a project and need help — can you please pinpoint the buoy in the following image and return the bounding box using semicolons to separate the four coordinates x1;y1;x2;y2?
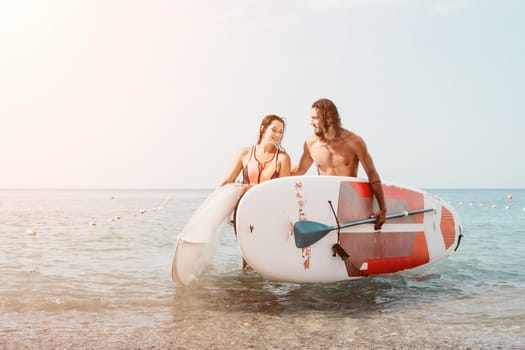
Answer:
26;229;37;236
507;194;513;201
89;222;96;227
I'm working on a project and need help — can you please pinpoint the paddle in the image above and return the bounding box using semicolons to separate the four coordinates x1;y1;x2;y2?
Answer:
294;208;434;248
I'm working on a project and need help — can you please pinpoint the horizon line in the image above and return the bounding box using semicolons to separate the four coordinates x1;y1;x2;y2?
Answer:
1;187;524;191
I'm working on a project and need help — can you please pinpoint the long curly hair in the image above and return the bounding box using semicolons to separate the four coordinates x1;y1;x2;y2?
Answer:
312;98;342;139
257;114;286;149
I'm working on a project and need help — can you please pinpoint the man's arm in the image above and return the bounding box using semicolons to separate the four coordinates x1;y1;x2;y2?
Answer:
291;141;314;175
368;179;386;230
354;139;386;230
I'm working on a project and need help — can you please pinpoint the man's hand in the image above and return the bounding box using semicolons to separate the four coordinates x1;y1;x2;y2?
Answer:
372;209;386;230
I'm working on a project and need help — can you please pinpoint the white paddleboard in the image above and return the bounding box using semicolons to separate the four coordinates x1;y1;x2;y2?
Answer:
171;183;242;285
235;176;462;283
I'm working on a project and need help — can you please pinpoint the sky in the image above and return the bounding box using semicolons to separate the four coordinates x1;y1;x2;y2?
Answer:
0;0;524;189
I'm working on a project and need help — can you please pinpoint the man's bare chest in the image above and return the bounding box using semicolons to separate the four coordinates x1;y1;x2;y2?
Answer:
310;143;355;165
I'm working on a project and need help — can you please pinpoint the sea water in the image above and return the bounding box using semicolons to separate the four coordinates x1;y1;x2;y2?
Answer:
0;188;524;349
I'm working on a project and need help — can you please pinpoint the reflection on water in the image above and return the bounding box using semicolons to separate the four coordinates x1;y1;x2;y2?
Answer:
171;270;453;318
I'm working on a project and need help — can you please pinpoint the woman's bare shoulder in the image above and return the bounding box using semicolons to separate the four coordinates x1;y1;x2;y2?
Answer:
278;149;291;160
239;145;253;154
233;145;253;161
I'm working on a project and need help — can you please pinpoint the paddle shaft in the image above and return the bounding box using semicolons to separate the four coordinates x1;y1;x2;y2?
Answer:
337;208;434;230
294;208;434;248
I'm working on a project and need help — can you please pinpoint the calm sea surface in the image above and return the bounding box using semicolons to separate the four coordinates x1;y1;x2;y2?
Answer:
1;188;524;349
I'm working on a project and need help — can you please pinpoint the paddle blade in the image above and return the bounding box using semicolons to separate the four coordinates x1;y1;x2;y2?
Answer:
294;220;333;248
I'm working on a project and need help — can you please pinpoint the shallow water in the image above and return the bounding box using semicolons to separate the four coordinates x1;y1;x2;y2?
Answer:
1;188;524;349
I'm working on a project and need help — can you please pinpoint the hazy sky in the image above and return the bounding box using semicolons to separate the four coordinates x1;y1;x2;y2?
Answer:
1;0;524;189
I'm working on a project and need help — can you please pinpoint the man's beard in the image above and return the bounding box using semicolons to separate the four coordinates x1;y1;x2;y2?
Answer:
314;127;326;140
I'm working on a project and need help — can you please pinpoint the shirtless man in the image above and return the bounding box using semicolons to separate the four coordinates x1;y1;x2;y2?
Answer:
292;98;386;230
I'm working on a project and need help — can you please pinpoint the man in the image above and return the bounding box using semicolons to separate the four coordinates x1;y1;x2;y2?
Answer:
292;98;386;230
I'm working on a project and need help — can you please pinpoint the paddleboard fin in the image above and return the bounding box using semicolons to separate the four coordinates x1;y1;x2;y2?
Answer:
332;243;349;261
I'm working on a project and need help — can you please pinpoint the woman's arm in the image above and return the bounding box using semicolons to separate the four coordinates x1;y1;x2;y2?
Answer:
219;147;248;186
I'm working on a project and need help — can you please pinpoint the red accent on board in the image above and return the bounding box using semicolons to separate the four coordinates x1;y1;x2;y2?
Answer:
346;181;424;222
302;247;311;270
381;185;424;220
339;180;432;277
362;232;430;276
295;181;310;270
350;182;373;198
440;205;456;249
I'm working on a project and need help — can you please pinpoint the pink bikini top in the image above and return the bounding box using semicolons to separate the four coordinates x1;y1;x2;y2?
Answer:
242;146;280;185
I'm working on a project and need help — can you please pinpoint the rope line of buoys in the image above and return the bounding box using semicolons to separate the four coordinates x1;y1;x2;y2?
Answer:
446;193;523;212
25;196;171;235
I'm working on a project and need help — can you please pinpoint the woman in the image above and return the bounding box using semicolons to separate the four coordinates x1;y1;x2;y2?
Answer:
220;114;291;271
220;114;291;193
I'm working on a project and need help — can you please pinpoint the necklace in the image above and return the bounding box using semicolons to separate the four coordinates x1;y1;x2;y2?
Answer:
255;145;276;164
